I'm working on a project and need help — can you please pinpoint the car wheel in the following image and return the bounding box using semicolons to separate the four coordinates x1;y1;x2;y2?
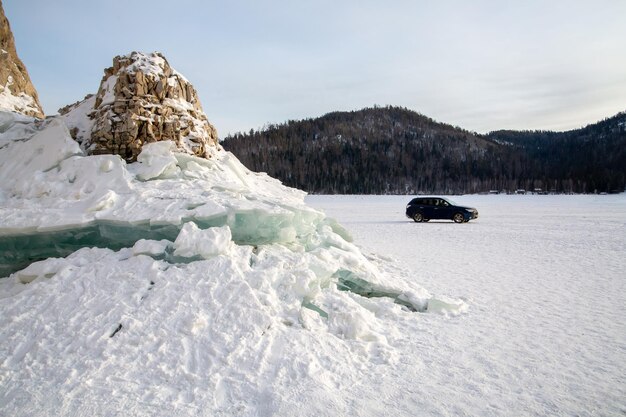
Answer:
412;212;424;222
453;213;465;223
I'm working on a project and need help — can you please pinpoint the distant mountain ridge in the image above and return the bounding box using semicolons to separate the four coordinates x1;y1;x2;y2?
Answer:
222;106;626;194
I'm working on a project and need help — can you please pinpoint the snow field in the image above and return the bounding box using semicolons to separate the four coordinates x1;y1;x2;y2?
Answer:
307;194;626;416
1;110;623;416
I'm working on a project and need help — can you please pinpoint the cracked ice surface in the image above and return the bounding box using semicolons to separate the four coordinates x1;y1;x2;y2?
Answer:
0;111;465;416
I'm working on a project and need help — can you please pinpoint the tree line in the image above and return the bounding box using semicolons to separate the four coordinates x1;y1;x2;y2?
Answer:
222;106;626;194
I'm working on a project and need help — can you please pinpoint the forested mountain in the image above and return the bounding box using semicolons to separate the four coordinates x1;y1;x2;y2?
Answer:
485;112;626;194
222;106;626;194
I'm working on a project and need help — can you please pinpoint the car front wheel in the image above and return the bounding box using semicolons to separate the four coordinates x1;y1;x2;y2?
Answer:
413;212;424;223
453;213;465;223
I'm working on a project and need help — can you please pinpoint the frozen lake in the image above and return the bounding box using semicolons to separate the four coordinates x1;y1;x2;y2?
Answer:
306;194;626;416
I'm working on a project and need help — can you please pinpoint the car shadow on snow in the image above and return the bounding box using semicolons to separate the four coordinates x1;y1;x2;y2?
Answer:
409;221;478;224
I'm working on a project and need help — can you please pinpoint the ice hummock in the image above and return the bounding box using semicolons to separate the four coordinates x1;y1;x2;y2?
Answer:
0;110;466;415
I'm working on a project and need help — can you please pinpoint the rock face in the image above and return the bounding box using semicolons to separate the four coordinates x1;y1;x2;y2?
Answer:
62;51;220;162
0;0;45;118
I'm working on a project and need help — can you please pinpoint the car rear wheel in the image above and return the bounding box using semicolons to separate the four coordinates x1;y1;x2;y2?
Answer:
412;212;424;223
453;213;465;223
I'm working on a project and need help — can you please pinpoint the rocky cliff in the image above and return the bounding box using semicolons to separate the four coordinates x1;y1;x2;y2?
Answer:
61;52;220;161
0;0;45;118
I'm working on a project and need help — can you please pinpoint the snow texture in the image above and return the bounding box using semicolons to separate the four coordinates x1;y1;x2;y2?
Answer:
1;112;623;416
0;112;465;416
0;76;41;117
0;110;38;146
307;194;626;417
58;94;97;149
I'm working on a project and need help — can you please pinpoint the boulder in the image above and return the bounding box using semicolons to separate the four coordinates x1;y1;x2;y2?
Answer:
62;51;220;162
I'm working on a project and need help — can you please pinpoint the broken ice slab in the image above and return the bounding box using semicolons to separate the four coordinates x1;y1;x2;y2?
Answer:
333;269;427;312
0;207;319;278
301;299;329;319
0;221;182;277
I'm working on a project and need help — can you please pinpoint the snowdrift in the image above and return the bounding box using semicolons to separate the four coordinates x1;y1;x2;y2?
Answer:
0;111;466;415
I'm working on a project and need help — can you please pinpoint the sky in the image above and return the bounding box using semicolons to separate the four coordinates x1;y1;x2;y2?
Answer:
4;0;626;137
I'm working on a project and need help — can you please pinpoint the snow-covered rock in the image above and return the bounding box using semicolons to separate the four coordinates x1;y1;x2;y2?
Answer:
0;1;45;118
61;52;220;161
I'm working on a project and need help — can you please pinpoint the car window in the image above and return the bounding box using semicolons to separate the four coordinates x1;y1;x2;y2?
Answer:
439;199;449;207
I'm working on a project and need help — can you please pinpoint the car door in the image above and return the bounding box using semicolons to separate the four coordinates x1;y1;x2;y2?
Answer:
436;199;454;219
426;199;441;219
421;199;435;219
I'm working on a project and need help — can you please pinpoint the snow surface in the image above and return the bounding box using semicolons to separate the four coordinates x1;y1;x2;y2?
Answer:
0;111;624;416
58;93;96;149
0;111;38;146
307;194;626;416
0;112;465;416
125;51;169;79
0;76;41;118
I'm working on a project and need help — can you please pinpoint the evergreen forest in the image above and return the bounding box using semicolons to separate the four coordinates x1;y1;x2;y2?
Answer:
222;106;626;194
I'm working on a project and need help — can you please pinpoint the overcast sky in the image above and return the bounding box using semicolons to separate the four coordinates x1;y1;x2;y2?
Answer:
5;0;626;137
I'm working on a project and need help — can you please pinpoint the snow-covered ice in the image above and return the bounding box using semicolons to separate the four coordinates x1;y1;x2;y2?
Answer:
307;194;626;416
0;111;624;416
1;23;622;411
0;111;463;416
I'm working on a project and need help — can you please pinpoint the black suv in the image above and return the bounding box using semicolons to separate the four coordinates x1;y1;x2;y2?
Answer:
406;197;478;223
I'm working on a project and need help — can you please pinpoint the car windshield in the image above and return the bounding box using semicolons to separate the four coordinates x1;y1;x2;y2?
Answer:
443;198;458;205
